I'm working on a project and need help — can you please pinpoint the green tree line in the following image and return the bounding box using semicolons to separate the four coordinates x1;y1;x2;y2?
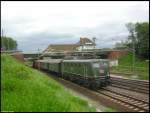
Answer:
114;22;149;59
1;36;18;50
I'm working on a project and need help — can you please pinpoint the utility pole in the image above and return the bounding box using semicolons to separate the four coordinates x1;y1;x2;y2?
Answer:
1;28;4;37
1;29;4;49
126;23;136;76
38;48;40;58
131;31;135;75
7;37;9;51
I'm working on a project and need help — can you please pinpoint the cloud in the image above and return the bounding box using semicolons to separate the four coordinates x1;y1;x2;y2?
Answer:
1;1;149;52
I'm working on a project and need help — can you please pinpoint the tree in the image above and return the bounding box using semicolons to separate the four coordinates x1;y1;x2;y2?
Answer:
126;22;149;59
135;22;149;59
1;36;17;50
114;40;128;50
114;22;149;59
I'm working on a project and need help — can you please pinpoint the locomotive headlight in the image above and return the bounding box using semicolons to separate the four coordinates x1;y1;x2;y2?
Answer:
99;69;104;73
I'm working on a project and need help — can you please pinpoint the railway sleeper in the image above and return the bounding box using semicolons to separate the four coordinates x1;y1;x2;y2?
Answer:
98;91;149;111
102;87;149;103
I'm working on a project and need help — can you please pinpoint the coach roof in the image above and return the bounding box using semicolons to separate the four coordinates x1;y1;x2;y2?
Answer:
63;59;102;63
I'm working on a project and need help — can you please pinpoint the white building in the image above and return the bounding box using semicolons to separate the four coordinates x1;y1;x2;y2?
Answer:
76;37;96;51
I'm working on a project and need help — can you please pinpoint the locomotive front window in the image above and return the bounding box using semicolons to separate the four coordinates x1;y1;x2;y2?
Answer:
93;63;100;68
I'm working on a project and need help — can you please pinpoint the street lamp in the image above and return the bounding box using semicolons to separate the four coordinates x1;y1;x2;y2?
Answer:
92;37;96;58
37;48;40;59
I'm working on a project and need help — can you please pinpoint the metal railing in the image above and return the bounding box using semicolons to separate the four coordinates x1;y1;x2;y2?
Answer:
110;65;149;79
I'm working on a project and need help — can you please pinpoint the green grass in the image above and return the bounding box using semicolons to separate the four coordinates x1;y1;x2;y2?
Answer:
1;54;95;112
118;53;149;67
110;53;149;80
24;60;34;67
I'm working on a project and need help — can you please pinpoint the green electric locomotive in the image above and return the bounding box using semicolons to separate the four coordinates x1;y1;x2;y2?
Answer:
62;59;110;89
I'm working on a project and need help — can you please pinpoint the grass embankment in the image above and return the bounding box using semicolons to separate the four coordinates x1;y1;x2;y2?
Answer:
110;53;149;80
1;54;95;112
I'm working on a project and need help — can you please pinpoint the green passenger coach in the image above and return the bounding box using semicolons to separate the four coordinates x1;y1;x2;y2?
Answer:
47;59;62;74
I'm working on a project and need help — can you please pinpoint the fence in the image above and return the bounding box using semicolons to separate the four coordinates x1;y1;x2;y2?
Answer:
110;65;149;79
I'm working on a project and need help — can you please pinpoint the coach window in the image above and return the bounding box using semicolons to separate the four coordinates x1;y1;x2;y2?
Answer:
79;63;81;67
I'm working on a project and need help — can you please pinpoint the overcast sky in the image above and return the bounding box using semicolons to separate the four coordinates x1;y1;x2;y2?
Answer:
1;1;149;52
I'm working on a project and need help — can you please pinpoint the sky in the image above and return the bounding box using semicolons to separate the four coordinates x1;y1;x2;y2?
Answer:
1;1;149;52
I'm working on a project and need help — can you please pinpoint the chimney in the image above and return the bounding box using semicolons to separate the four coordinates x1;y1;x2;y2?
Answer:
93;37;96;43
80;37;83;44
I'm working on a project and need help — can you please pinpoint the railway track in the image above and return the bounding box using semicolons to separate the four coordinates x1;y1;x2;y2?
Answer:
111;77;149;85
97;88;149;112
110;77;149;94
110;77;149;86
103;86;149;103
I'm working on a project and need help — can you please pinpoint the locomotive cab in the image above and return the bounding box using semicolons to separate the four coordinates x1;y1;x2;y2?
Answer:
92;59;110;86
99;59;110;84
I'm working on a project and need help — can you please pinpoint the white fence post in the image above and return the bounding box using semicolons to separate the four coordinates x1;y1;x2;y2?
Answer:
109;60;118;67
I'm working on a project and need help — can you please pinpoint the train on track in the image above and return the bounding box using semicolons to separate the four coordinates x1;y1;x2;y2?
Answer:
33;59;110;89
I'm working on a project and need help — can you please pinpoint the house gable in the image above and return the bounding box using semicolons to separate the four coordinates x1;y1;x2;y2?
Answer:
77;37;96;46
